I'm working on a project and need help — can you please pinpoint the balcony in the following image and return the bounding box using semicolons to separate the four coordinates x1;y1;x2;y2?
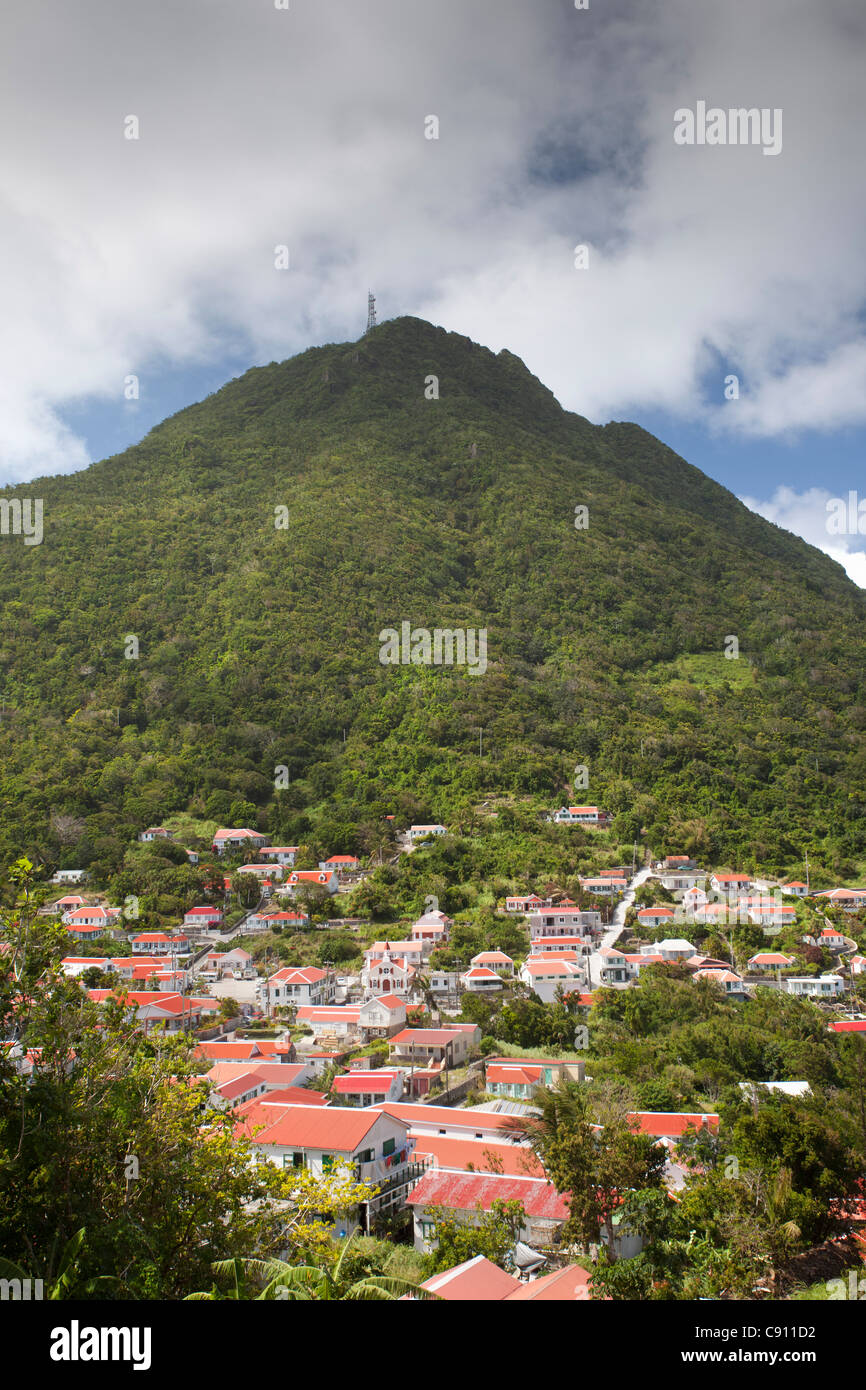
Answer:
362;1161;427;1212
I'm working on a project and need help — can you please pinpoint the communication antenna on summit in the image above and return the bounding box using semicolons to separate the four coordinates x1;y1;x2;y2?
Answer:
366;290;377;333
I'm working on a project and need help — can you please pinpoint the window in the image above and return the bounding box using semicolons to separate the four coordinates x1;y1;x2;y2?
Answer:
292;1152;304;1169
475;1132;482;1139
383;1137;395;1157
322;1154;334;1172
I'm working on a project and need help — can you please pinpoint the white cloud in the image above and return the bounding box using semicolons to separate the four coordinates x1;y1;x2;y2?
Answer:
740;485;866;587
1;0;866;480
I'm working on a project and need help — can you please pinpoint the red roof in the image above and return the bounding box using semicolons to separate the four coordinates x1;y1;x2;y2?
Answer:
296;1006;361;1023
408;1170;568;1220
268;967;329;985
391;1028;465;1046
419;1256;521;1301
829;1020;866;1033
332;1071;402;1094
239;1104;407;1152
255;1086;328;1106
487;1063;543;1086
206;1062;308;1087
505;1264;592;1301
197;1041;263;1060
374;1102;528;1134
627;1111;720;1138
412;1135;544;1178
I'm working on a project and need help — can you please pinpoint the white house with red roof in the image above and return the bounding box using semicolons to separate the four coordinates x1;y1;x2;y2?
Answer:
130;931;190;955
408;1169;569;1252
782;881;809;897
636;906;676;928
238;1103;420;1227
388;1027;476;1069
410;911;452;952
486;1056;584;1100
257;846;299;866
529;936;587;956
596;948;630;986
469;950;514;977
552;805;606;826
519;957;584;1002
358;995;407;1037
296;1005;363;1040
210;1072;271;1110
319;855;361;874
87;989;215;1033
460;966;504;992
48;894;86;915
408;823;447;841
212;828;269;855
785;975;846;998
710;872;754;894
528;908;600;936
813;888;866;911
139;826;173;842
183;905;224;929
579;877;625;897
238;862;284;882
285;869;339;896
246;909;309;932
331;1069;406;1106
641;938;696;961
204;947;253;979
62;905;123;933
694;967;746;995
505;893;546;914
748;951;796;972
61;955;114;978
262;966;337;1012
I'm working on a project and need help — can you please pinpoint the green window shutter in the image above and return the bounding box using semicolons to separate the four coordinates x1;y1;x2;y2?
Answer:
383;1137;395;1157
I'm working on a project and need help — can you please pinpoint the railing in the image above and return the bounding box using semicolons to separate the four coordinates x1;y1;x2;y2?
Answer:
363;1161;427;1205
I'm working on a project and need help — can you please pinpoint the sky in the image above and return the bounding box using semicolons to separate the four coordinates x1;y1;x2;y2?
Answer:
2;0;865;581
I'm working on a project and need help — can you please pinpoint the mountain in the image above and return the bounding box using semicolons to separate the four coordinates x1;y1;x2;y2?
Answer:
1;315;865;881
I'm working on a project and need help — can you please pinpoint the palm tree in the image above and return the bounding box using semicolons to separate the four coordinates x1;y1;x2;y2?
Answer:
0;1228;118;1299
186;1231;438;1300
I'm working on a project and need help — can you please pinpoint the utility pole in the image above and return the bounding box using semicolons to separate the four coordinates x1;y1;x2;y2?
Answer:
805;850;810;894
366;290;377;333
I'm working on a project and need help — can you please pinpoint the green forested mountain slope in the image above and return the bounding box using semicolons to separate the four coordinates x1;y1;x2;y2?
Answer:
1;315;864;878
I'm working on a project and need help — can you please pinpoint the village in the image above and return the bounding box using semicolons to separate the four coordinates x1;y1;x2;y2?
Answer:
7;800;863;1301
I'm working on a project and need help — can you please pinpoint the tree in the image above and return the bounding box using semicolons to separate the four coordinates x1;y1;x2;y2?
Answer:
421;1199;526;1274
0;909;374;1298
231;872;260;909
189;1229;434;1300
530;1079;667;1257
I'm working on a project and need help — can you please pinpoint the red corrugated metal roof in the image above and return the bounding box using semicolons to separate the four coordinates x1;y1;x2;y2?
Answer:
408;1169;567;1219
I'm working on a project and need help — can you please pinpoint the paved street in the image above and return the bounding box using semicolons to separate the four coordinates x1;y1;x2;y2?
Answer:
584;865;654;990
